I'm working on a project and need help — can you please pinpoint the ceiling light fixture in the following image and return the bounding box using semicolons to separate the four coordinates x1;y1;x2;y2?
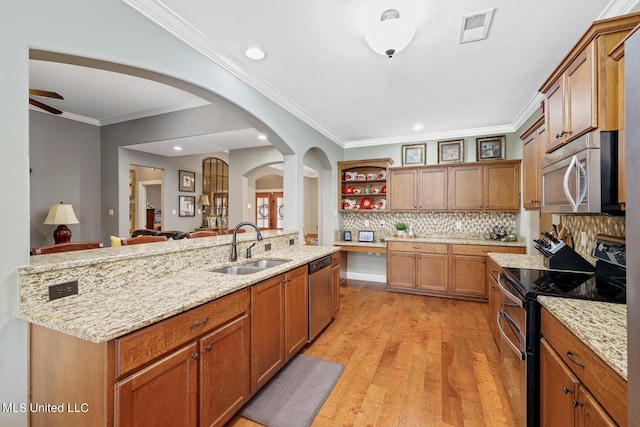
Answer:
245;47;266;60
173;146;183;151
366;9;416;58
258;134;267;140
413;124;424;131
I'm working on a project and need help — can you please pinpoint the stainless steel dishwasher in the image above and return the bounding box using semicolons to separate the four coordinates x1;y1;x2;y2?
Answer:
308;255;333;342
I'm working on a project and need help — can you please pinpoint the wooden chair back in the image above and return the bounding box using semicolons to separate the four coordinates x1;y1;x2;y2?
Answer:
186;231;218;238
31;241;104;255
120;235;168;245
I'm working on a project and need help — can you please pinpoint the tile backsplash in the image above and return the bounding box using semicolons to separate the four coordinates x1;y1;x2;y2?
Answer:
560;215;626;261
341;211;517;242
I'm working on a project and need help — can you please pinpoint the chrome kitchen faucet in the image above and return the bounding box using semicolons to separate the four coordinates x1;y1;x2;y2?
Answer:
229;221;263;262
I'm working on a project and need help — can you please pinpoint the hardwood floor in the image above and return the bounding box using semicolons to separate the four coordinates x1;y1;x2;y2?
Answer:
227;280;516;427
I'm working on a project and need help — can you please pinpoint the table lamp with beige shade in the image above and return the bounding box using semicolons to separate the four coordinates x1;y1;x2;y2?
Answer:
198;194;211;228
44;202;79;244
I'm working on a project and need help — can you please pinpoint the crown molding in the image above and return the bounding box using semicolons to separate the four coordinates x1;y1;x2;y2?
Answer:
122;0;346;147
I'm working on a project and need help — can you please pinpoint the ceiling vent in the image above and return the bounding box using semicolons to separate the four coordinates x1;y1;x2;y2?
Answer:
458;9;495;44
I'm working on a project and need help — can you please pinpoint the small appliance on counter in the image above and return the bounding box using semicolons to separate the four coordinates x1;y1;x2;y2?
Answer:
533;230;594;272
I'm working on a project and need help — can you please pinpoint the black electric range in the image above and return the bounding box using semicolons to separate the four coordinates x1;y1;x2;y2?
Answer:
502;266;626;304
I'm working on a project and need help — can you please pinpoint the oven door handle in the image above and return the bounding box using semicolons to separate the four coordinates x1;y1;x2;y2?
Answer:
497;311;526;361
497;274;523;308
563;155;579;212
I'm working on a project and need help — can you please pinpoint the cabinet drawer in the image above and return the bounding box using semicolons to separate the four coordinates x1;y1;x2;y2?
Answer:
541;308;627;426
451;244;524;257
115;288;249;378
387;242;447;254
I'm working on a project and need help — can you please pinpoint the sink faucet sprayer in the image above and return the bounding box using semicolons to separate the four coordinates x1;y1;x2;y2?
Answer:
230;222;263;262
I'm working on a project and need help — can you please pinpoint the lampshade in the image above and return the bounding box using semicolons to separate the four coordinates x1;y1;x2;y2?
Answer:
44;203;79;225
198;194;211;206
366;9;416;58
44;202;79;244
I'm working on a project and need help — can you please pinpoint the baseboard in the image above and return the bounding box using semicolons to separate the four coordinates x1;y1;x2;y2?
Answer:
346;271;386;283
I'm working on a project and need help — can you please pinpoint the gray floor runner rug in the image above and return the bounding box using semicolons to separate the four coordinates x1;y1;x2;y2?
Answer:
238;354;344;427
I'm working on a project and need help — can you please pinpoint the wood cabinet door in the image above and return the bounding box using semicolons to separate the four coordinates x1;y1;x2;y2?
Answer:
577;385;617;427
565;43;597;142
540;338;578;427
450;165;483;210
199;315;250;427
418;167;448;210
115;343;198;427
284;266;309;361
387;251;416;289
331;265;340;317
449;255;486;297
483;161;520;211
545;78;566;152
523;124;543;210
389;168;417;210
416;253;448;292
251;275;285;393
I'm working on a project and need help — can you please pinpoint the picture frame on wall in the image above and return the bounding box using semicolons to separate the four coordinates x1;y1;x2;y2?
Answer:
476;135;506;161
179;195;196;217
179;170;196;192
437;139;464;163
401;143;426;166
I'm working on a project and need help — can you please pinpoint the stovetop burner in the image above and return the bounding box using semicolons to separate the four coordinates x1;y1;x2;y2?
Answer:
503;267;626;304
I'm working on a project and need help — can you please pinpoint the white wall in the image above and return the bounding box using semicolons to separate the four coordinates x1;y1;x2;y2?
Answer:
0;2;341;425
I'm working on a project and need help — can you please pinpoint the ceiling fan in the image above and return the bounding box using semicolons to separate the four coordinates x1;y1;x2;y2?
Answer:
29;88;64;115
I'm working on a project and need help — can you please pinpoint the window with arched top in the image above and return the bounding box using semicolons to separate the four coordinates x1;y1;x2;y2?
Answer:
202;157;229;228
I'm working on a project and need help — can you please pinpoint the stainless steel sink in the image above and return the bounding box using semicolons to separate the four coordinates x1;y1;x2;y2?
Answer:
242;259;290;268
210;265;266;275
210;259;291;275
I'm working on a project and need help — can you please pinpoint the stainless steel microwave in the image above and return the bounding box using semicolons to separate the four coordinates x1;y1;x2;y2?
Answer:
541;131;620;214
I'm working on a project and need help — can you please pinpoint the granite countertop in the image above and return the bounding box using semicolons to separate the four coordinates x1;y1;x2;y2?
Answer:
538;296;627;381
335;236;526;248
17;244;337;344
487;252;548;269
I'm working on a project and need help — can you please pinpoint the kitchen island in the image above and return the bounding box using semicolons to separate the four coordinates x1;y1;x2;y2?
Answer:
18;230;339;427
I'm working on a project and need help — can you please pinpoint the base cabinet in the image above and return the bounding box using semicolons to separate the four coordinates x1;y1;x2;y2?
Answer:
28;260;326;427
541;308;626;426
115;343;199;427
486;257;502;346
199;315;251;427
252;266;308;394
386;242;524;300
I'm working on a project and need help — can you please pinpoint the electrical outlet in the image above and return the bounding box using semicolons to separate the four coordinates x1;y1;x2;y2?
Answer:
48;280;78;301
289;239;295;245
364;220;370;227
265;243;272;251
455;221;462;231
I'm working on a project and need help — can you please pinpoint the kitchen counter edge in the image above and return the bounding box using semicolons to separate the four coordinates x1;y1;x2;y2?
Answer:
17;245;338;344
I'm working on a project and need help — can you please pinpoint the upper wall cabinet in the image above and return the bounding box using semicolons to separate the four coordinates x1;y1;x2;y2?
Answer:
388;160;520;213
520;117;546;210
388;167;448;211
338;158;393;212
540;13;640;153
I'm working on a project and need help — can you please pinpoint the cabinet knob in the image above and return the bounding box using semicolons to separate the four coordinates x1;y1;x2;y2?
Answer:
562;386;574;395
572;398;584;407
191;353;199;360
205;344;212;352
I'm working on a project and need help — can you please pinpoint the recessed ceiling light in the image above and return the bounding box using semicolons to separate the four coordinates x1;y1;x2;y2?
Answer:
258;134;268;140
413;123;424;131
245;47;266;60
173;146;183;151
